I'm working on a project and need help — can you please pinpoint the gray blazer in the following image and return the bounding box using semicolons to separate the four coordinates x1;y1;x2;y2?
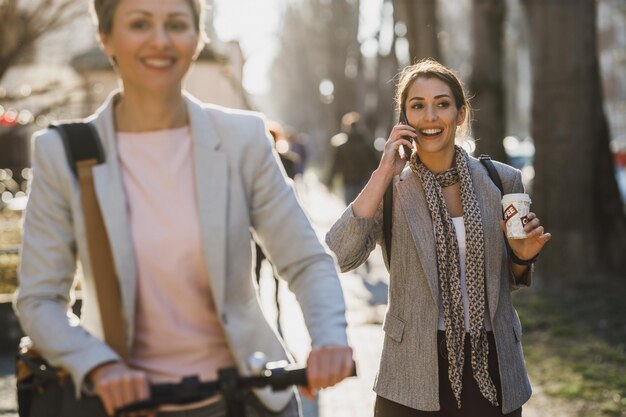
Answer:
15;91;348;412
326;157;532;414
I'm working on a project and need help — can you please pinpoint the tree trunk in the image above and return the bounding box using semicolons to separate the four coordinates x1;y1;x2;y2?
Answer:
371;0;399;138
522;0;626;281
328;0;360;122
469;0;507;162
394;0;440;62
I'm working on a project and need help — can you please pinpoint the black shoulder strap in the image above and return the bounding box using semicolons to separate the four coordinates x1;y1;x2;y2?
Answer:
50;122;105;178
478;154;504;196
383;180;393;264
479;154;525;262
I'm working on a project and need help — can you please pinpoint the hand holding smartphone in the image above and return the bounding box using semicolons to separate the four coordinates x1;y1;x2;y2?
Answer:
399;109;414;159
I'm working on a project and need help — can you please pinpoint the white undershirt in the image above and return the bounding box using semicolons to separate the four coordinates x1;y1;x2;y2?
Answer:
437;216;492;332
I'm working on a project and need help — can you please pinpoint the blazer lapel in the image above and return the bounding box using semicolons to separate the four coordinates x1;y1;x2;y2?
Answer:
468;158;504;321
88;92;229;332
90;94;137;341
185;93;228;315
397;171;439;305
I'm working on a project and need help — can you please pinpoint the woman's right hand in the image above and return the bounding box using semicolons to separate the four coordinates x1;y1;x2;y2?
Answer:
379;123;416;177
88;361;152;416
351;123;416;218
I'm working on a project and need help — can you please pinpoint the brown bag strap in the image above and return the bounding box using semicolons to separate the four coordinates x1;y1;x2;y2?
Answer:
76;159;128;361
52;122;128;361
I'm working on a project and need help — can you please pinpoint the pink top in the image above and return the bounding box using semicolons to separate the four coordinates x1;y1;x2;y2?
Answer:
117;126;235;384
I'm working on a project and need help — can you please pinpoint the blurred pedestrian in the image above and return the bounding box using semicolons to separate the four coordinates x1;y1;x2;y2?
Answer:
268;121;300;181
287;131;309;178
326;59;551;416
14;1;353;416
326;111;379;205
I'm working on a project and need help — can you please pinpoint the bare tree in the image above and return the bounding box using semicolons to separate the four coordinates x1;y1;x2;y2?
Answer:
268;4;327;144
0;0;85;188
469;0;507;162
522;0;626;281
0;0;83;82
0;0;85;134
268;0;361;165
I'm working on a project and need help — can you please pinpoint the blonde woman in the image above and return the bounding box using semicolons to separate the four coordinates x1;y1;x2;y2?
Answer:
15;1;353;416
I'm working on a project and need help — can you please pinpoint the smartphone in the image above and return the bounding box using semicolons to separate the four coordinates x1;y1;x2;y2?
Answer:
398;109;414;159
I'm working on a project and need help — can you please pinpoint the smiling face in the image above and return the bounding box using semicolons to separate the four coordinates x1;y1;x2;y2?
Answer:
100;0;200;95
404;76;466;158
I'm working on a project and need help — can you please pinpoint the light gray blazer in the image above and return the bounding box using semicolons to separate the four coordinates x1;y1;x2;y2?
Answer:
15;91;348;412
326;158;532;414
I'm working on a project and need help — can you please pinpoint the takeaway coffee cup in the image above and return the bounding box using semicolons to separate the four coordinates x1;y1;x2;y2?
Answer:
501;193;532;239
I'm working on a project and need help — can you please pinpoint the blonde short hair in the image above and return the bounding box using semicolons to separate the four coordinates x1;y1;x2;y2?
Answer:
90;0;208;42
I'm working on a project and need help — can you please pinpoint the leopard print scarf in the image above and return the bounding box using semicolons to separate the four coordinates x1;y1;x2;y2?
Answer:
410;145;499;408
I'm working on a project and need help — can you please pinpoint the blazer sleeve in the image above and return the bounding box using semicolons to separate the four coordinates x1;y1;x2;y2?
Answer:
325;202;381;273
14;130;119;396
246;119;348;348
504;167;533;290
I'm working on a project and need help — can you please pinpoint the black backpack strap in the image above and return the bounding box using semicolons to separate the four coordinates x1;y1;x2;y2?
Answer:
383;180;393;264
478;154;504;196
478;154;537;266
50;122;105;178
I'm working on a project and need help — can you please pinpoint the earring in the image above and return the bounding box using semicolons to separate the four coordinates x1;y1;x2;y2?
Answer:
108;55;118;67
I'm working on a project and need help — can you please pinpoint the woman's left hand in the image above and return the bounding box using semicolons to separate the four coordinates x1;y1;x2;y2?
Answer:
299;345;354;400
501;211;552;262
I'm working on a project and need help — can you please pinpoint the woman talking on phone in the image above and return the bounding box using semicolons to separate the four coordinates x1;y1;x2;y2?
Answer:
15;0;353;416
326;59;551;416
